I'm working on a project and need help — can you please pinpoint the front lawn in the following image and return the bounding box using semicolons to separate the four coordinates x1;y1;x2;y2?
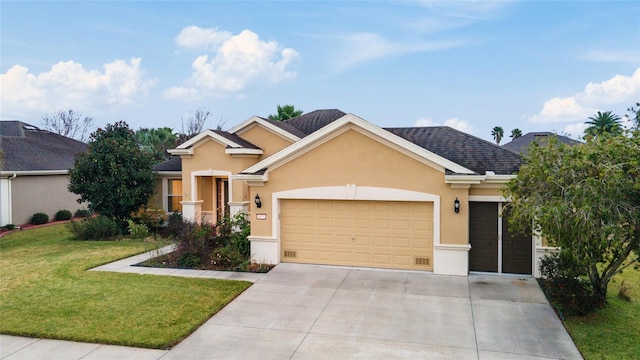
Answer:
0;224;251;349
564;267;640;360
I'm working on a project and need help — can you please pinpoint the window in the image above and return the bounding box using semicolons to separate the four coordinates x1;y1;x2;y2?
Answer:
168;179;182;213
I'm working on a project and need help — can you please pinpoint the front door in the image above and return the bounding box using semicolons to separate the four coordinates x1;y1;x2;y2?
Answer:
216;178;229;222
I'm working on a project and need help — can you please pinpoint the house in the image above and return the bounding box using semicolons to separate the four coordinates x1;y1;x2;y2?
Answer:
0;121;87;226
153;110;540;276
502;132;582;155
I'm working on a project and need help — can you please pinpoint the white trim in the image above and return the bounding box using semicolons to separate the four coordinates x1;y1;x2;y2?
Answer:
497;202;503;273
175;129;242;149
0;177;12;226
264;185;441;265
469;195;507;202
0;170;69;176
229;116;301;142
241;114;474;176
446;172;516;186
224;148;263;155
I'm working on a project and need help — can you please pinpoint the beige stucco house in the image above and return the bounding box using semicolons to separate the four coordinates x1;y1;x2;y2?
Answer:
0;121;87;226
154;109;541;276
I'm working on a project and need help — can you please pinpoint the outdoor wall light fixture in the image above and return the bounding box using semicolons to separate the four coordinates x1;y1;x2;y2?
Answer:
254;194;262;208
454;198;460;214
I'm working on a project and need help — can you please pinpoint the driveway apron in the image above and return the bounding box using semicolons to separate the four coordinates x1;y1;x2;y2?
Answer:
163;263;582;360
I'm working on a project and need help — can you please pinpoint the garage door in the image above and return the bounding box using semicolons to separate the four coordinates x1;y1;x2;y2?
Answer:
281;199;433;271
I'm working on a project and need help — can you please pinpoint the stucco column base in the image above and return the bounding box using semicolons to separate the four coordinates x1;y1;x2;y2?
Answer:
433;244;471;276
248;236;278;265
181;200;203;223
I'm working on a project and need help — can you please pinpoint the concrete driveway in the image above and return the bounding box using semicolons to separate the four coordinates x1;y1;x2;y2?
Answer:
163;263;582;360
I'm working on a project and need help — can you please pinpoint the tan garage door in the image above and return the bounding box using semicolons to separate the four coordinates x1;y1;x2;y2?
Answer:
281;199;433;271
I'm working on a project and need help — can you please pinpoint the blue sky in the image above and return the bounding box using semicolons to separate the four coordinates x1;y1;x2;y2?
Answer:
1;1;639;142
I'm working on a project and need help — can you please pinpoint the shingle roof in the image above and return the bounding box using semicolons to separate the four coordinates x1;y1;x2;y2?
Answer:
1;121;88;172
263;118;308;138
385;126;523;174
284;109;347;136
153;156;182;172
502;132;582;155
213;130;261;149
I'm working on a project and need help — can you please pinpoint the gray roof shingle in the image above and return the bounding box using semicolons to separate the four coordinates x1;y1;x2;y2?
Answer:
1;121;88;172
153;156;182;172
283;109;347;136
502;132;582;155
385;126;523;175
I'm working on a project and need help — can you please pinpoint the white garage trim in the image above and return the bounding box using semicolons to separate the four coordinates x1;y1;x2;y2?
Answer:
247;184;473;274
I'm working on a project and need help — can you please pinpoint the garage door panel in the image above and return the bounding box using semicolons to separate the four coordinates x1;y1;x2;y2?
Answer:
281;199;433;271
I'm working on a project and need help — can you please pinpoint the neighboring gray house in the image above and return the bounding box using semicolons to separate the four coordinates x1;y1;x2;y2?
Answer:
0;121;87;226
502;132;582;155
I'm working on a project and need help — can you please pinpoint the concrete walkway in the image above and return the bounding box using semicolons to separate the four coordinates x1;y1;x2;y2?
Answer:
1;251;583;360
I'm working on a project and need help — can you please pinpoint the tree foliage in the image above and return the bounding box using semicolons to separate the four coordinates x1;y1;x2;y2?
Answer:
135;127;178;162
584;110;623;140
505;133;640;304
491;126;504;145
268;104;303;121
42;109;94;142
625;101;640;130
69;122;156;222
510;128;522;139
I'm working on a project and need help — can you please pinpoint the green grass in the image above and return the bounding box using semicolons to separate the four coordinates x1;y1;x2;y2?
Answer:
563;266;640;360
0;224;251;349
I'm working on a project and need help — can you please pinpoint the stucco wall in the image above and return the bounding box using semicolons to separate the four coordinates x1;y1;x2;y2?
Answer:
11;175;84;225
235;124;294;159
248;128;470;246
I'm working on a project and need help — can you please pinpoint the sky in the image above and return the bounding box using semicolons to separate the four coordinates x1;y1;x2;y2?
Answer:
1;1;639;142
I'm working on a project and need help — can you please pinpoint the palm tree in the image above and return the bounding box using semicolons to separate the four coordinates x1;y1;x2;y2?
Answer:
510;128;523;139
491;126;504;145
584;111;622;140
268;105;303;121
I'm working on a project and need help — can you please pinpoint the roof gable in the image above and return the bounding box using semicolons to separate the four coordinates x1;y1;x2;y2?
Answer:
1;121;87;172
239;114;475;177
229;116;304;141
169;129;263;156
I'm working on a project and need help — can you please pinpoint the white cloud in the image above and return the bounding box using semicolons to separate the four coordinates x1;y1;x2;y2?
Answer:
562;123;587;140
333;32;467;72
414;116;474;133
0;58;155;118
175;26;232;50
529;68;640;124
443;117;474;133
162;86;200;100
169;27;298;95
583;50;640;64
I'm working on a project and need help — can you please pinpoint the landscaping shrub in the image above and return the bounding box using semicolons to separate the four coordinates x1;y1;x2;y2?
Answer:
177;252;202;268
54;209;73;221
74;209;91;218
1;224;17;231
31;212;49;225
128;220;150;239
161;212;184;238
130;207;167;230
539;253;603;317
67;216;121;240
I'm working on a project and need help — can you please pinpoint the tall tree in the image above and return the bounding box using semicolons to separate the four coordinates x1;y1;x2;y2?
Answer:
625;101;640;130
584;110;623;140
504;133;640;305
41;109;94;142
181;108;210;138
135;127;178;162
510;128;523;139
69;121;156;222
268;104;303;121
491;126;504;145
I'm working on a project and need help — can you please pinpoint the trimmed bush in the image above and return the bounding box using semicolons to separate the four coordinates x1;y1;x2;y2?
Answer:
66;216;121;240
74;209;91;218
31;213;49;225
54;209;73;221
177;252;202;268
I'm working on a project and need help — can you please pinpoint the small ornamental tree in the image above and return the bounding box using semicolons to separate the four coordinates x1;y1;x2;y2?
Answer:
504;132;640;306
69;121;156;223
